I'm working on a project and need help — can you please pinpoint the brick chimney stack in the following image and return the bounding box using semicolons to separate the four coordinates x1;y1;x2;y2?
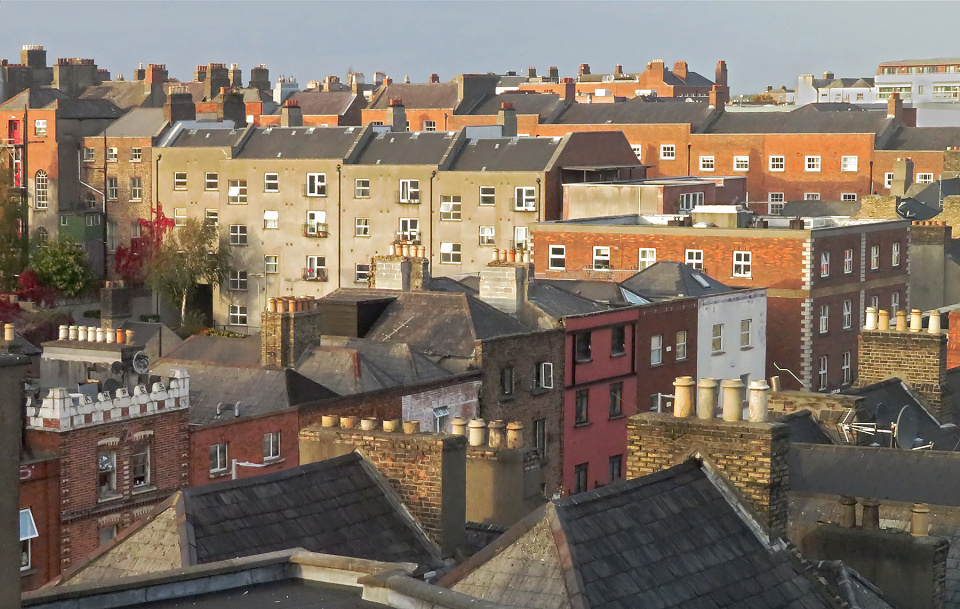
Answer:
562;77;576;103
430;73;440;84
249;64;270;92
387;98;406;132
479;263;530;314
648;60;666;79
217;87;246;125
527;66;537;79
715;60;728;88
578;63;591;76
614;64;623;75
709;84;729;110
888;92;904;120
548;66;559;80
163;89;196;124
144;63;168;84
280;99;303;127
673;61;688;81
497;101;517;137
891;157;914;196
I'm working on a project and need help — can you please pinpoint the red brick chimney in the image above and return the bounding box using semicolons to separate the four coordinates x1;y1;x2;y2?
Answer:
888;92;904;120
562;77;575;103
578;63;590;76
709;84;729;110
614;64;623;75
715;60;728;88
648;60;665;79
673;61;688;81
145;63;167;84
430;73;440;84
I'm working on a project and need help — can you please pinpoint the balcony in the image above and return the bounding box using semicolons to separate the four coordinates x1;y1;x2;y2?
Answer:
302;267;328;282
303;223;329;238
395;192;420;205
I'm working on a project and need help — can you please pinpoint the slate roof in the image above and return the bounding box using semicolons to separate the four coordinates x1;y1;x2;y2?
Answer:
164;124;247;147
352;130;456;165
368;82;459;110
777;410;837;445
812;561;894;609
446;136;563;172
619;261;731;301
119;321;183;360
235;126;363;159
842;377;958;450
281;90;363;116
882;126;960;151
442;458;836;608
98;107;167;137
457;92;565;120
707;103;891;134
550;97;717;129
182;453;443;571
79;80;159;110
527;282;614;318
780;200;861;217
536;279;648;305
0;88;68;110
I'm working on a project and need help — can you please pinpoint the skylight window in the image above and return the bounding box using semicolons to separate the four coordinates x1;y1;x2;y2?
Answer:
693;274;711;288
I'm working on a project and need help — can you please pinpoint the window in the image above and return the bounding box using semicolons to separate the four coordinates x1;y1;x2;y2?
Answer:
892;242;901;267
575;390;589;425
593;246;611;270
264;172;279;192
870;244;880;269
533;419;546;458
20;509;37;571
733;251;752;277
174;208;186;226
228;180;247;204
676;330;687;360
805;156;821;172
611;325;626;356
514;226;528;249
884;172;894;189
85;214;102;227
609;455;622;482
210;442;228;472
34;119;47;136
891;291;900;314
870;294;879;310
609;382;623;418
841;156;858;172
678;192;704;212
573;463;588;494
83;147;95;162
205;172;219;190
263;210;279;229
685;249;703;270
638;248;656;270
711;324;723;353
204;209;218;226
398;218;419;242
842;351;851;385
355;264;371;283
305;210;326;235
805;192;821;201
479;186;496;206
631;145;643;160
843;299;852;329
769;155;785;171
35;171;48;208
131;445;151;488
264;255;279;274
740;319;752;348
844;248;854;274
917;172;934;184
575;331;592;361
440;242;461;264
354;178;370;198
699;156;715;171
130;147;142;162
105;177;118;201
228;270;248;291
818;355;828;391
305;173;326;196
841;193;857;202
304;256;326;281
651;334;663;365
660;144;676;160
35;227;48;245
440;195;462;220
423;120;437;131
399;179;420;203
174;172;187;190
500;366;514;396
733;155;749;171
769;195;784;216
229;224;247;245
820;251;830;277
479;225;495;245
514;186;536;211
819;304;830;334
535;362;554;390
355;218;370;237
98;451;117;499
129;177;143;201
228;306;247;326
548;245;566;270
99;525;117;546
264;432;281;460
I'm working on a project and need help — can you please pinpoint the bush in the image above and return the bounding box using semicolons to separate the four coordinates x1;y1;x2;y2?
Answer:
176;310;208;339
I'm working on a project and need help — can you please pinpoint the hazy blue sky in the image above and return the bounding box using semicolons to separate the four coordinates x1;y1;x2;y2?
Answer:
4;1;960;94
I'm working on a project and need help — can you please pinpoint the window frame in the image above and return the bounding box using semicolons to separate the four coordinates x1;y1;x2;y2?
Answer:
733;155;749;171
685;249;703;270
892;242;901;267
174;208;187;227
106;147;118;163
533;419;546;458
843;299;852;329
35;170;49;208
844;248;854;274
841;193;858;202
819;304;830;334
592;246;611;270
699;155;715;171
205;172;219;191
611;325;626;356
819;355;829;391
228;305;248;326
129;177;143;201
106;177;118;201
355;264;371;283
355;217;371;237
574;463;588;494
439;242;462;264
263;210;279;230
870;244;880;270
574;389;589;426
609;382;623;418
228;270;248;291
82;147;95;162
535;362;554;390
306;172;326;197
916;172;934;184
575;331;592;362
264;172;280;193
264;255;279;274
34;119;47;137
514;186;536;211
354;178;370;198
820;251;830;277
769;155;785;171
173;172;187;190
733;250;752;278
209;442;229;473
500;366;514;396
130;147;142;163
740;319;752;348
439;195;462;221
264;431;281;460
840;156;858;172
805;155;822;172
131;444;151;489
660;144;676;160
711;323;723;353
608;455;622;482
650;334;663;366
638;248;657;270
548;245;566;270
676;330;687;361
479;186;496;206
479;225;495;246
97;450;118;500
842;351;852;385
229;224;247;246
228;179;248;204
399;179;420;203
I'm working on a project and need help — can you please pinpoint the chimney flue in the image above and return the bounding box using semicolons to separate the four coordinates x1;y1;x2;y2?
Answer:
862;498;880;529
747;380;770;423
839;496;857;528
721;379;744;421
864;307;878;330
878;309;890;331
910;309;923;332
696;377;718;419
911;503;930;536
673;376;695;417
468;418;487;446
896;310;908;331
929;309;942;333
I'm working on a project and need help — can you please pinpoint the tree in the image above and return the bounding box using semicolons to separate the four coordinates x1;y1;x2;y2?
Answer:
114;207;174;284
30;238;94;298
146;218;229;325
0;167;25;291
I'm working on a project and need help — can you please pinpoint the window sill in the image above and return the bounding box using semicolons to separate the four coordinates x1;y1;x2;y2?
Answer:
97;493;123;504
608;414;625;421
20;568;37;578
500;394;516;402
575;358;593;364
264;457;285;466
711;351;725;356
531;387;551;396
610;351;627;359
650;361;663;368
574;421;592;428
131;485;156;496
209;469;230;479
732;275;752;279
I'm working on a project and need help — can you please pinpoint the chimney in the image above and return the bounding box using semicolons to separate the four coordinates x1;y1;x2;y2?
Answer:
194;65;207;82
888;92;904;120
0;344;31;602
578;63;591;76
526;66;537;79
249;64;270;92
228;62;242;88
387;98;406;132
648;60;666;79
823;71;835;80
203;63;231;101
217;88;246;126
673;61;688;81
134;62;145;81
369;254;430;291
260;298;322;367
562;77;576;103
891;157;914;196
100;283;133;331
20;44;46;69
614;64;623;75
497;101;517;137
163;89;197;124
715;60;728;88
430;73;440;84
709;84;729;110
479;263;530;314
144;63;168;84
548;66;559;79
280;99;303;127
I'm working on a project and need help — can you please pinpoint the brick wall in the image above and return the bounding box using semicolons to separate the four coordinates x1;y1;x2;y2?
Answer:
626;412;790;537
260;306;324;367
19;458;60;591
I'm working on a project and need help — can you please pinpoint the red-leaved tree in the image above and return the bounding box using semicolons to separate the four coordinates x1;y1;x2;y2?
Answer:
114;207;175;284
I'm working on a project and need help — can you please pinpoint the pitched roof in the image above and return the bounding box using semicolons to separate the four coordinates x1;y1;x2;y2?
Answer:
352;130;456;165
368;83;459;110
777;410;837;445
550;97;717;128
445;136;564;172
235;125;363;159
98;107;167;138
442;459;836;608
79;80;159;110
707;103;890;134
182;453;443;571
842;377;958;450
282;90;363;116
164;123;247;147
619;261;731;301
0;87;69;110
526;282;614;318
880;126;960;151
457;92;565;120
536;279;647;306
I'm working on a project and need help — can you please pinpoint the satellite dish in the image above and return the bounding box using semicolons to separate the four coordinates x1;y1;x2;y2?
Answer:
102;378;122;396
110;361;124;376
132;351;150;375
895;406;919;450
875;403;897;432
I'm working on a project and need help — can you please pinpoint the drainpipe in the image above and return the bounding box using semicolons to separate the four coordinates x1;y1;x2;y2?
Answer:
536;177;542;222
869;160;874;194
336;163;342;288
429;170;436;266
686;143;692;175
20;108;28;267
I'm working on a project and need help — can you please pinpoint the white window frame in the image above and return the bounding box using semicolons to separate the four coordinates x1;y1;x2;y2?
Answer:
537;362;554;390
769;155;785;172
229;224;247;245
675;330;687;361
892;291;900;314
592;246;611;270
842;352;851;385
440;195;462;221
305;210;326;235
841;193;857;202
805;155;821;172
264;255;279;274
631;145;643;161
479;225;495;246
870;244;880;270
130;147;142;162
174;208;186;226
106;177;118;201
355;217;370;237
711;324;723;353
733;251;752;278
398;218;420;242
34;170;49;209
440;242;461;264
306;173;326;196
228;306;248;326
263;210;279;230
82;147;95;162
355;263;371;283
34;119;47;137
650;334;663;365
548;245;566;270
733;156;749;171
264;432;281;460
106;147;118;162
699;156;715;171
130;177;143;201
305;255;326;281
210;442;229;472
264;172;280;192
819;355;829;391
678;192;704;212
916;172;934;184
399;179;420;203
228;270;248;291
841;156;858;172
98;450;117;499
423;120;437;132
355;178;370;198
513;226;528;250
884;172;894;189
844;248;854;274
820;251;830;277
204;209;218;226
892;242;901;267
514;186;536;211
638;248;657;270
685;249;703;270
205;172;219;191
479;186;496;206
843;299;852;329
819;304;830;334
804;192;821;201
228;180;247;204
740;319;752;348
660;144;676;160
174;172;187;190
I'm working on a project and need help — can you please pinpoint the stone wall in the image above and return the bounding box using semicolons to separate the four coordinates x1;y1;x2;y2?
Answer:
260;307;324;368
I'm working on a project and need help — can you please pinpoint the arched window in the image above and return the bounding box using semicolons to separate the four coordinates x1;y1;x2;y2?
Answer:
35;171;48;209
35;227;48;245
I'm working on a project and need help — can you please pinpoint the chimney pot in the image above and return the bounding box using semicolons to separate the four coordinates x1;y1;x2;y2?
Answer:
928;309;942;334
450;417;468;436
339;415;358;429
878;309;890;331
748;380;770;422
3;324;14;342
839;496;857;528
116;328;124;343
382;418;401;432
321;415;338;428
360;417;379;431
911;503;930;536
487;420;506;448
87;326;97;342
720;379;745;421
862;498;880;529
96;327;105;343
696;378;718;419
895;310;908;331
864;307;879;330
403;420;421;434
68;326;78;341
909;309;923;332
468;418;487;446
769;376;782;392
673;376;696;417
58;325;68;340
506;421;524;448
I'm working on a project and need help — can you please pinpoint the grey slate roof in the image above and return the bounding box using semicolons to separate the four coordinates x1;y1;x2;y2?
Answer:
0;88;69;110
551;97;717;129
443;458;836;608
881;126;960;150
780;200;861;217
457;92;565;120
526;282;613;318
619;261;731;301
812;561;894;609
368;83;459;110
537;278;647;305
777;411;836;445
352;130;455;165
446;136;563;172
280;90;363;116
181;453;443;571
165;124;246;147
98;107;167;137
842;377;958;450
235;126;363;159
79;80;159;110
707;103;890;134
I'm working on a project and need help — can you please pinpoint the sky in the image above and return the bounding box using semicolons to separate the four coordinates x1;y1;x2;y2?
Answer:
4;1;960;95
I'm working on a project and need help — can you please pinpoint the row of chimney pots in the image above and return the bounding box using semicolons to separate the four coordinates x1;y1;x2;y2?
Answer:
320;414;524;449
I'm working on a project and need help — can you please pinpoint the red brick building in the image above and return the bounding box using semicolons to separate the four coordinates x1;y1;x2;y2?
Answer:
532;209;910;392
